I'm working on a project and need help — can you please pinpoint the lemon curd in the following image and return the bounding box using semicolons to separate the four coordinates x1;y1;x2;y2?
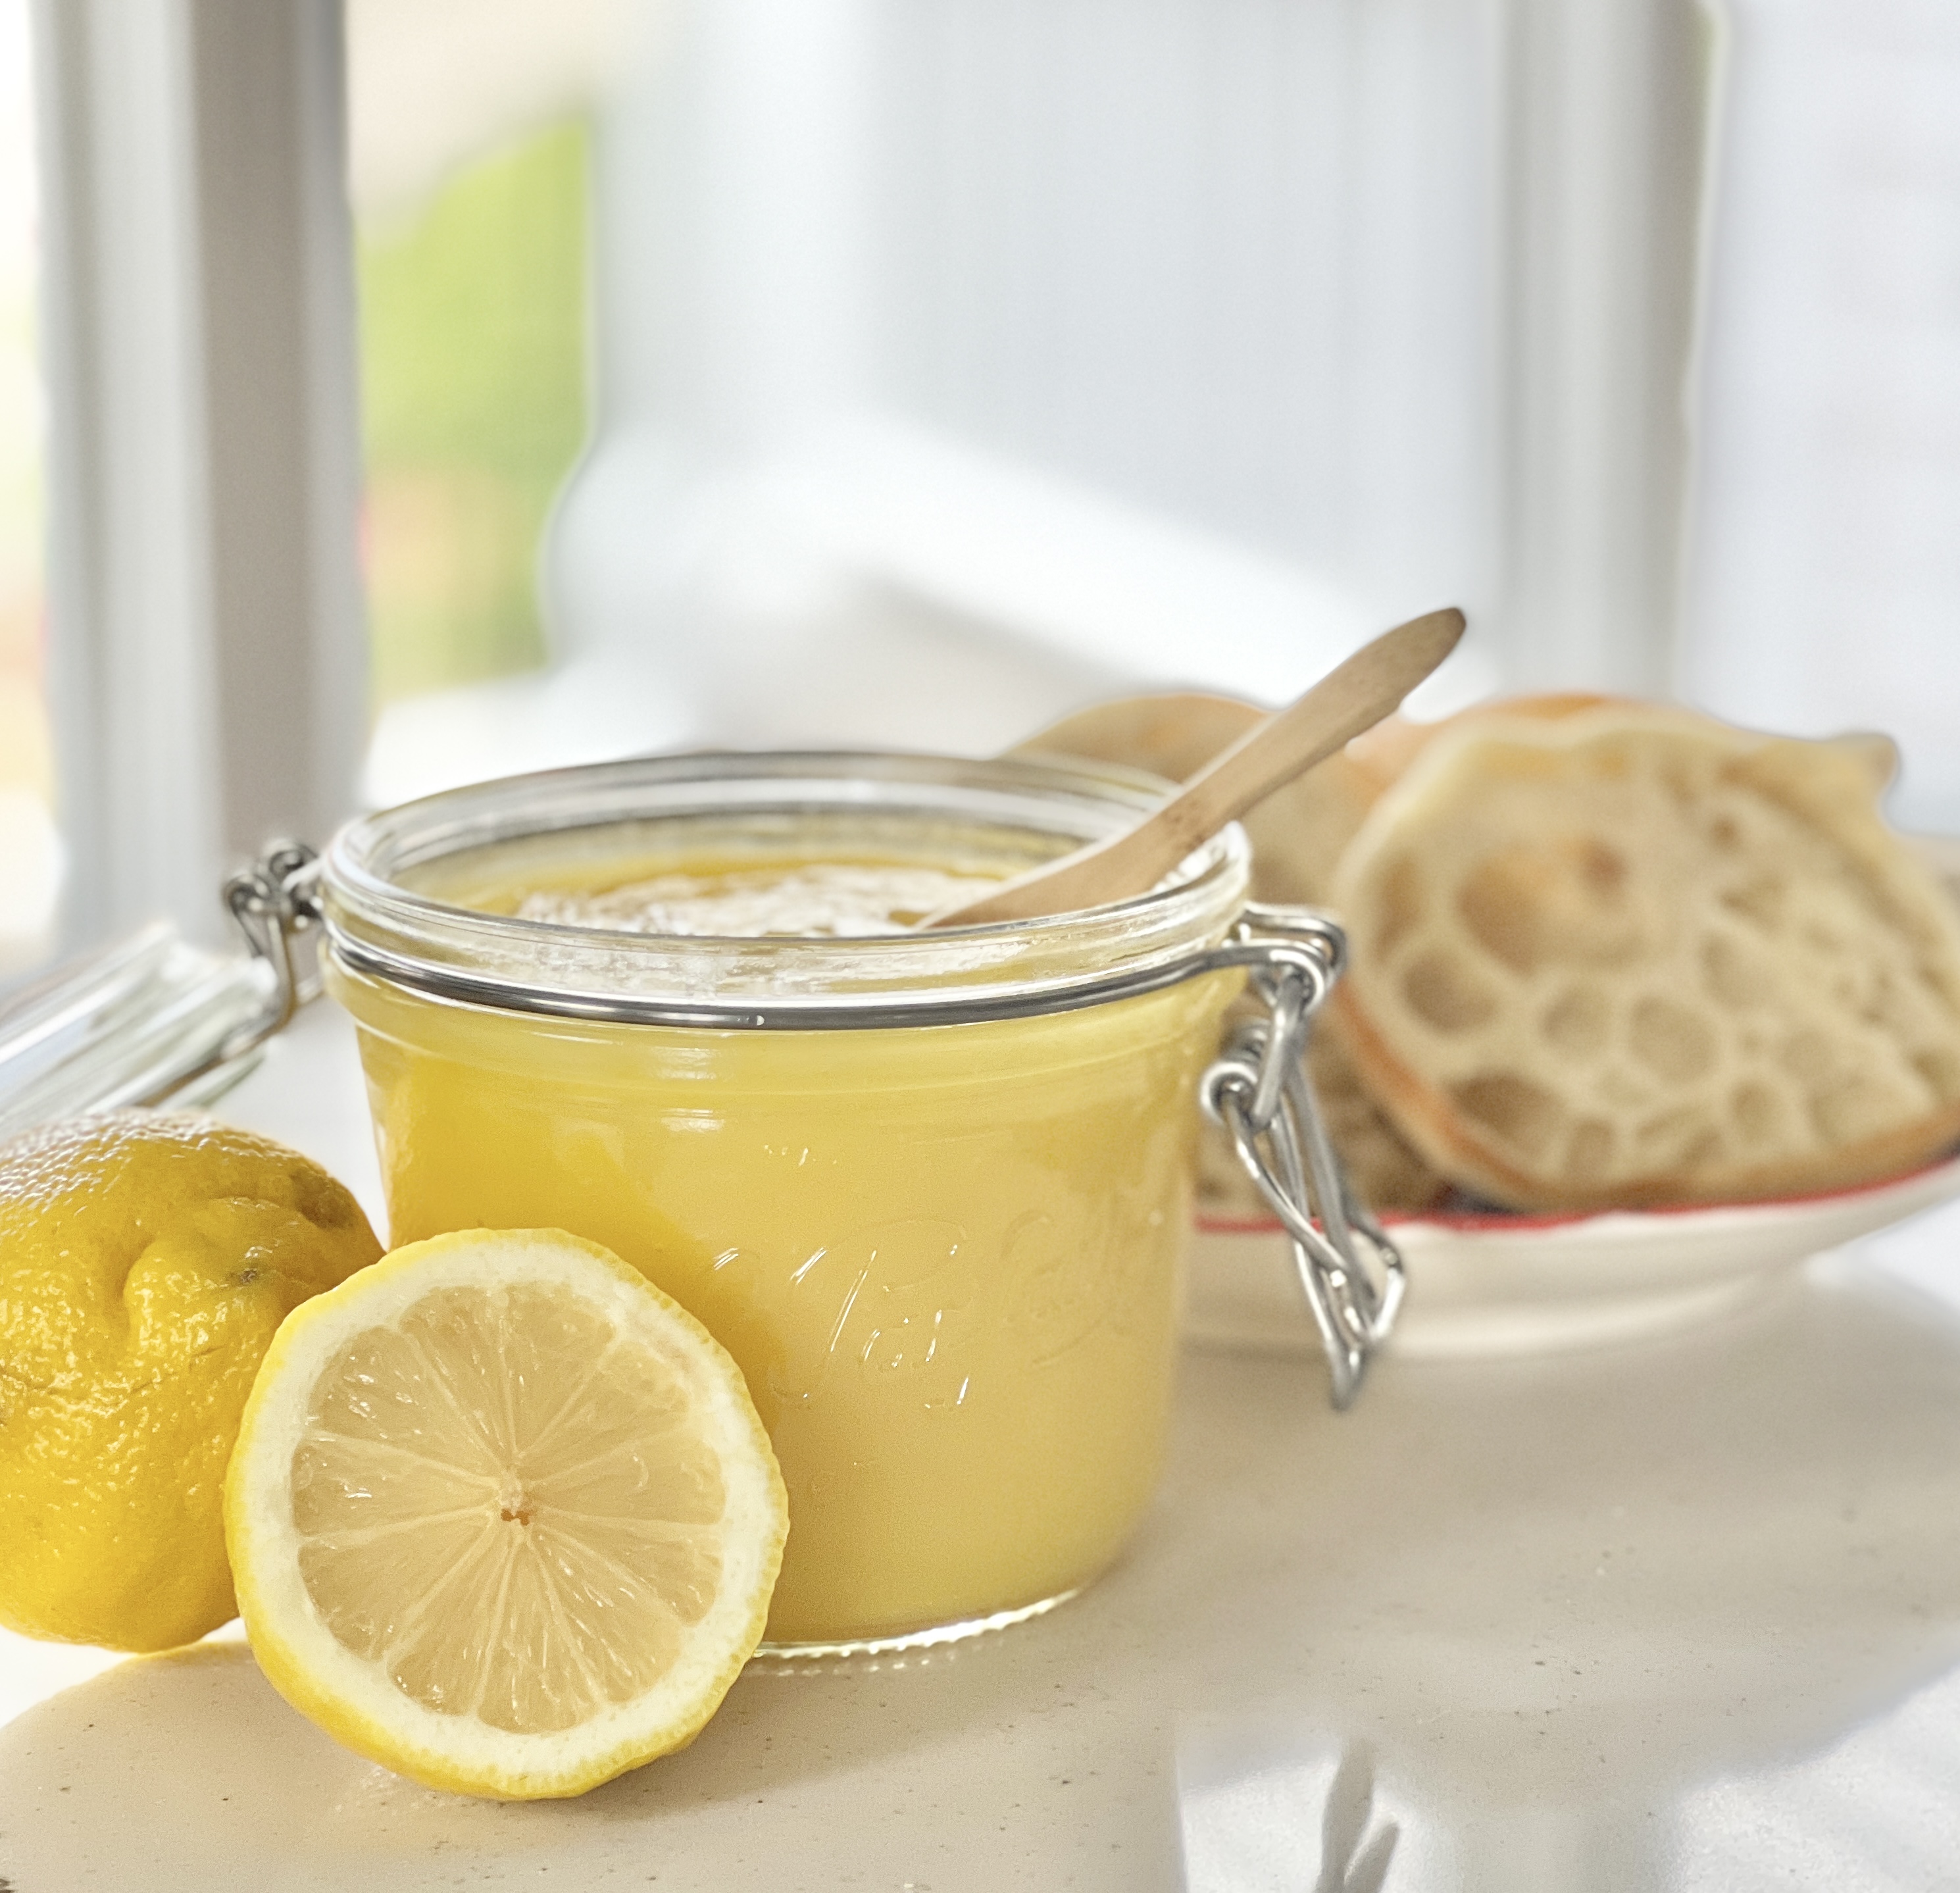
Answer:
511;858;998;936
320;754;1251;1650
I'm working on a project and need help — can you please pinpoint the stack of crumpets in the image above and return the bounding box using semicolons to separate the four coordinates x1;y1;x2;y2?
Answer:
1018;692;1960;1215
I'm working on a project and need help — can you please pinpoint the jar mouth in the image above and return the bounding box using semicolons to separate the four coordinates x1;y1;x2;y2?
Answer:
322;750;1253;1028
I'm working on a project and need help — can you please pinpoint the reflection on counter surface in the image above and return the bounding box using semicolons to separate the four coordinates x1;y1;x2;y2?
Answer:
8;1084;1960;1891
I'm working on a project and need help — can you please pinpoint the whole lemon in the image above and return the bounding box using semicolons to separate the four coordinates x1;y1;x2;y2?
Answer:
0;1114;381;1650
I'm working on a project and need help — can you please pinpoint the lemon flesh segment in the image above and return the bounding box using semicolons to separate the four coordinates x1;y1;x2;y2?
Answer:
226;1230;788;1800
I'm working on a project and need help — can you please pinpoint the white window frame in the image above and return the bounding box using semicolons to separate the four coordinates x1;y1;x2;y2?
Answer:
32;0;365;951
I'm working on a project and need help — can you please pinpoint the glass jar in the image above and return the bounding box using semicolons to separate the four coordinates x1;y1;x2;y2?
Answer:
316;751;1359;1653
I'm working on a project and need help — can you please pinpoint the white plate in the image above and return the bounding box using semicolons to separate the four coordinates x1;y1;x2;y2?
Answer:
1186;1151;1960;1359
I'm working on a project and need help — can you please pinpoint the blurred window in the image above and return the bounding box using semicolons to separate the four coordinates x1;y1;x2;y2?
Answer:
356;122;590;703
0;0;57;978
1682;0;1960;834
28;0;1714;879
370;0;1703;802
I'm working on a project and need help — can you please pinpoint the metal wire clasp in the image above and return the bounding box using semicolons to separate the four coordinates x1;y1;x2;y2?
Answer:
1199;904;1406;1409
223;840;324;1019
132;840;326;1104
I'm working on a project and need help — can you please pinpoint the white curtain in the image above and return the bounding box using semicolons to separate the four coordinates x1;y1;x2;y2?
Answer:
1682;0;1960;833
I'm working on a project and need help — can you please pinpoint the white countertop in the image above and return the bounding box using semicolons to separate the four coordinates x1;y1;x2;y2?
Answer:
7;1005;1960;1890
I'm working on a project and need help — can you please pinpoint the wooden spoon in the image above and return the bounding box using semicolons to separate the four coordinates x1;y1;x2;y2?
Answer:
924;607;1465;928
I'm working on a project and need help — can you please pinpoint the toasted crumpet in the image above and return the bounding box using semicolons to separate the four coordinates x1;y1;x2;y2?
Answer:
1381;693;1901;800
1331;703;1960;1209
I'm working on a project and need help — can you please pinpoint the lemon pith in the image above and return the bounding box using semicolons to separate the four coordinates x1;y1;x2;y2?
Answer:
0;1114;382;1650
225;1228;788;1800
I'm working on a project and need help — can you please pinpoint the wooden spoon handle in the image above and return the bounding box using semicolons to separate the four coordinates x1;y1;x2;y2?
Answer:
926;607;1465;928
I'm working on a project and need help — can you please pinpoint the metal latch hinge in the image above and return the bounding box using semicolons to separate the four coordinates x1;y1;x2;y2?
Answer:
1199;905;1406;1409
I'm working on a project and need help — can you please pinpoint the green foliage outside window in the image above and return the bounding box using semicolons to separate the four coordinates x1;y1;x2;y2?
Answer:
355;120;590;703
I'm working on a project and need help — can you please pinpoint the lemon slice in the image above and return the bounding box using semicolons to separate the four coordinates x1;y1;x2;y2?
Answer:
224;1229;787;1800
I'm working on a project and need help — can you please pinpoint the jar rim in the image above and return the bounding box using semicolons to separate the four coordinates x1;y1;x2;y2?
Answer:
321;749;1254;1028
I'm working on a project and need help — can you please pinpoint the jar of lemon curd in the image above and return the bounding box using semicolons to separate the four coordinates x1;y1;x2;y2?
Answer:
307;751;1396;1653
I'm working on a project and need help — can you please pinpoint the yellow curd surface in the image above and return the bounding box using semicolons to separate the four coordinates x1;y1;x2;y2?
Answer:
328;854;1237;1646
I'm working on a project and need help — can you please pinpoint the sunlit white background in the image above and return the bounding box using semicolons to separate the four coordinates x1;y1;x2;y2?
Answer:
7;0;1959;966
